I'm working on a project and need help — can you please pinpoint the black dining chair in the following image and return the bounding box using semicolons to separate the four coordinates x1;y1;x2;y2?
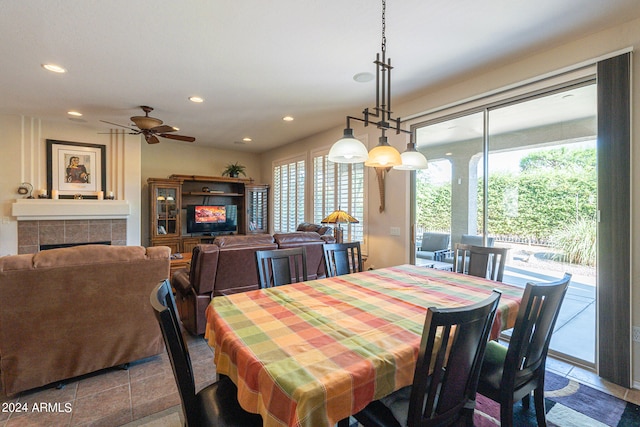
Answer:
323;242;363;277
354;290;502;427
477;273;571;427
255;247;308;288
454;244;509;282
150;280;263;427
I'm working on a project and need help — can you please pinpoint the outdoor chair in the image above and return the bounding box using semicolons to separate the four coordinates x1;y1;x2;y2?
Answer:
323;242;363;277
416;232;451;262
354;291;502;427
477;273;571;427
150;280;262;427
256;247;308;288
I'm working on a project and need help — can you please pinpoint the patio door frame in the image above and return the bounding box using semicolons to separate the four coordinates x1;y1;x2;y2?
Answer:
409;51;631;387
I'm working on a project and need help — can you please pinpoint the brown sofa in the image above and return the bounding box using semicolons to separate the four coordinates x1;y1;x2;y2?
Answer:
0;244;171;396
172;231;334;335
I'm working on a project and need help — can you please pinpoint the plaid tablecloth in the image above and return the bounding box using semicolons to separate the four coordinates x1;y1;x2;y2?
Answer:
205;264;523;427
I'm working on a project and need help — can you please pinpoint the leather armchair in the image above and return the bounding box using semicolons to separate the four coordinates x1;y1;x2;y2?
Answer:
172;232;334;335
273;231;335;279
172;235;277;335
172;244;220;335
296;222;334;236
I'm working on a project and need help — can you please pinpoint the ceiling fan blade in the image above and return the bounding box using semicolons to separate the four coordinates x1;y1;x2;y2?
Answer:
145;134;160;144
100;120;140;133
150;125;177;133
160;134;196;142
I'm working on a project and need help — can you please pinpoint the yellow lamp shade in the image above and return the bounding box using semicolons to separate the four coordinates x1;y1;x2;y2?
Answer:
321;209;359;224
364;144;401;167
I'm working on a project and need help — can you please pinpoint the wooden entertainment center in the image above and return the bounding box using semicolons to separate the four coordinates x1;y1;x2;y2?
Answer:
148;174;269;253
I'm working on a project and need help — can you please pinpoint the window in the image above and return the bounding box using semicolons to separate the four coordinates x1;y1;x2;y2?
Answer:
312;152;364;243
273;156;305;232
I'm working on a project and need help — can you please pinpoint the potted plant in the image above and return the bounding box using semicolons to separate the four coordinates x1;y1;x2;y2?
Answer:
222;162;246;178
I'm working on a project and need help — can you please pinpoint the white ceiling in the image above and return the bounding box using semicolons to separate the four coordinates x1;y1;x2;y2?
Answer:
1;0;638;152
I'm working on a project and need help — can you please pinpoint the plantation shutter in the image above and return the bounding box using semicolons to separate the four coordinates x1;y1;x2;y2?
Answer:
273;157;305;232
312;153;364;243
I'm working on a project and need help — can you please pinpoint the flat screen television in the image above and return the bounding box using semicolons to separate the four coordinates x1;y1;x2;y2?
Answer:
186;205;238;234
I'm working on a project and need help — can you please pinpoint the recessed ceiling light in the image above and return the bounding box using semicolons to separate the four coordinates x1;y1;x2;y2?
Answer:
445;152;453;156
282;116;294;122
243;137;252;142
42;63;66;73
353;72;374;83
172;126;180;131
67;111;82;117
189;96;204;103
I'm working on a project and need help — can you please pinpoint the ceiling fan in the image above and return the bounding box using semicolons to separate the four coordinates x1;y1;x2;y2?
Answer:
100;106;196;144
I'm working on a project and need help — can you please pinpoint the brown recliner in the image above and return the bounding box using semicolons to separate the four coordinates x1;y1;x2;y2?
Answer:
172;235;278;335
172;244;220;336
273;231;334;279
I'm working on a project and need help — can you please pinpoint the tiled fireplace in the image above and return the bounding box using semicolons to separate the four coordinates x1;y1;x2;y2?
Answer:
17;219;126;254
12;199;131;254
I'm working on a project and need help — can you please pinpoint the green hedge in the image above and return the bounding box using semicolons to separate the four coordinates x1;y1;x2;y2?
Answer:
417;148;597;241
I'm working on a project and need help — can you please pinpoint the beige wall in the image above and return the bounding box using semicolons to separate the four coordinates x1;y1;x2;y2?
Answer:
0;118;142;256
259;17;640;383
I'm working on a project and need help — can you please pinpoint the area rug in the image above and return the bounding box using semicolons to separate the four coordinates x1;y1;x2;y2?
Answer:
121;372;640;427
473;371;640;426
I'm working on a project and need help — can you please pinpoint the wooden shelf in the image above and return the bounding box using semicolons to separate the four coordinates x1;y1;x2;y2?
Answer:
149;175;269;250
170;174;254;184
183;191;244;197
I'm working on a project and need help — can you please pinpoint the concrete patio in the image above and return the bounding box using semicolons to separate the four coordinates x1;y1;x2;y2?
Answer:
503;266;596;364
415;252;596;365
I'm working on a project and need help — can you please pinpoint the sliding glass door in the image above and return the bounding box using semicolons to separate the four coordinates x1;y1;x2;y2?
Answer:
413;81;597;366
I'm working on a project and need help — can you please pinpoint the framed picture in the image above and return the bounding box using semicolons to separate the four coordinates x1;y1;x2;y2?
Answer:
46;139;106;199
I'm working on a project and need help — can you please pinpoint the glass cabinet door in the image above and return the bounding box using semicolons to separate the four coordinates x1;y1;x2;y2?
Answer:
156;187;178;235
246;184;269;234
148;179;182;242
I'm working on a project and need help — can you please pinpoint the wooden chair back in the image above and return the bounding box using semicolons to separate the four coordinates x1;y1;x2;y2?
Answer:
408;291;501;426
354;291;502;427
151;279;263;426
150;279;202;426
454;244;509;282
506;273;571;391
323;242;363;277
477;273;571;426
256;247;308;288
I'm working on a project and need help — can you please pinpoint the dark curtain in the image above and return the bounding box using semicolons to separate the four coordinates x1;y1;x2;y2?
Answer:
597;52;631;387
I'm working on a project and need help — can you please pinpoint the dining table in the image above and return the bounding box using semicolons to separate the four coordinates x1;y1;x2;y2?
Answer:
205;264;524;427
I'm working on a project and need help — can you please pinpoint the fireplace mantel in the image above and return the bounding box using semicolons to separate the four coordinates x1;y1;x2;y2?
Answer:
12;199;130;221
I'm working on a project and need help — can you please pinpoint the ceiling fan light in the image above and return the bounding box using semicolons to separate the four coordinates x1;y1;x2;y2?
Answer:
364;136;401;167
394;143;428;170
131;115;162;130
328;129;369;163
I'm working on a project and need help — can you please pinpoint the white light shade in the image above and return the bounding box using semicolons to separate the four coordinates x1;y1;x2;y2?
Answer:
394;143;428;170
364;137;401;167
328;129;369;163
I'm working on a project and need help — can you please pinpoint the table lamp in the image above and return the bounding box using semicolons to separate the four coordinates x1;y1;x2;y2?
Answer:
321;207;359;243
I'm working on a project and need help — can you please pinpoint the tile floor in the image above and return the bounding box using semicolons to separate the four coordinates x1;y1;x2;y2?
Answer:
2;333;638;427
0;333;215;427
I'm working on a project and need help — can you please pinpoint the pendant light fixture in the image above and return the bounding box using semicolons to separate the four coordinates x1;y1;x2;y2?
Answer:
328;0;427;171
393;140;429;170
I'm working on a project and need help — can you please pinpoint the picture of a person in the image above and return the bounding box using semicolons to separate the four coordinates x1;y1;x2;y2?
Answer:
66;156;89;183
